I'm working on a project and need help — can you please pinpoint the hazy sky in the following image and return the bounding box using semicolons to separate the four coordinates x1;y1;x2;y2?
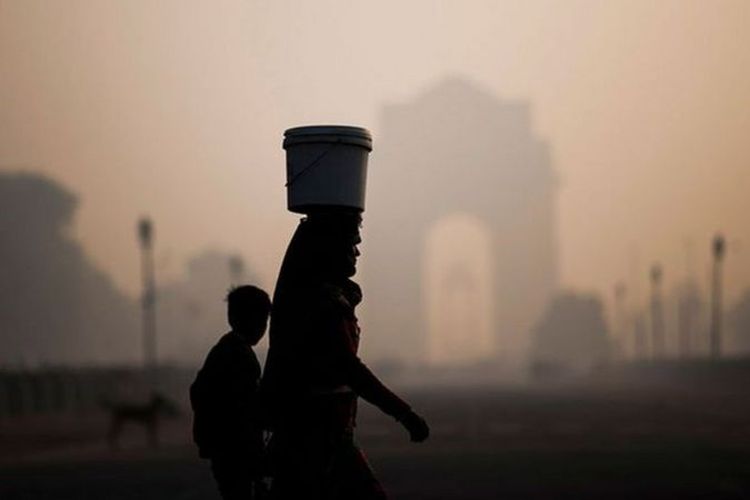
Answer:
2;0;749;314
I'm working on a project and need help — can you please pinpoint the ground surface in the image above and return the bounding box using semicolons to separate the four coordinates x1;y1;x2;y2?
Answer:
1;383;750;499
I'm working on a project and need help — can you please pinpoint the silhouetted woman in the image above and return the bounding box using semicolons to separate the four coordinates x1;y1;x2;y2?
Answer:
262;210;429;500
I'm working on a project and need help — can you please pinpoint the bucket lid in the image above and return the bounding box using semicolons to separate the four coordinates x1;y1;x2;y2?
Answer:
283;125;372;151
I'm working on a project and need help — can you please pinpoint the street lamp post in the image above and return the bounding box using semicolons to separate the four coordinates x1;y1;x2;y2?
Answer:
229;255;245;285
137;217;157;374
650;264;665;360
614;282;627;360
710;233;726;360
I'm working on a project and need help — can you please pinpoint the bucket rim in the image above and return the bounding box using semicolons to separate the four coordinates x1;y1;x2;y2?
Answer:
284;125;372;140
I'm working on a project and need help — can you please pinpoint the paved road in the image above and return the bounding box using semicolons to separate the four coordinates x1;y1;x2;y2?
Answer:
2;386;750;499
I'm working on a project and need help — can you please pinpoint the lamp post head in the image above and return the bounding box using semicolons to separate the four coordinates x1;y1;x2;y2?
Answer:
713;233;726;261
138;217;153;248
650;264;663;285
229;255;244;281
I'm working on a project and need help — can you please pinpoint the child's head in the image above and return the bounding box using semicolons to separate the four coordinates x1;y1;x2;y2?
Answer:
226;285;271;345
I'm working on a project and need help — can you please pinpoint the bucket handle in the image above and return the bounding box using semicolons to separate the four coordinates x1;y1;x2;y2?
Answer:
285;139;342;187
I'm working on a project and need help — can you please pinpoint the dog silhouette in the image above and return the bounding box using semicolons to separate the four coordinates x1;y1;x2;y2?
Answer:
103;392;180;448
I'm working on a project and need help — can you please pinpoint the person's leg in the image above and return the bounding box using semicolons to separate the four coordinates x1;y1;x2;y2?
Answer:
325;437;387;500
269;430;337;500
269;444;323;499
211;458;255;500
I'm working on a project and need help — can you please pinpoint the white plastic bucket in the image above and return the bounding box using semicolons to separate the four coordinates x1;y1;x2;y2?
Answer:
283;125;373;213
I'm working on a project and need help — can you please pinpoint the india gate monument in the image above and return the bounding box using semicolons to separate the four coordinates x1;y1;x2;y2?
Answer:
363;78;559;366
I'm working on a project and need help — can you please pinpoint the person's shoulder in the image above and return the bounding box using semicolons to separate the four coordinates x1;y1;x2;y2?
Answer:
315;282;351;312
204;333;236;362
318;282;344;298
214;332;237;349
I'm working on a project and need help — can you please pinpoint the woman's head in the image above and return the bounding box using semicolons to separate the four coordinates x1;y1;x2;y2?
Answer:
308;210;362;279
276;210;362;290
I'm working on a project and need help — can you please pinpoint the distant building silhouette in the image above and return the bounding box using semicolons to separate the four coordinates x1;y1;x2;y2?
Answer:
158;250;259;365
729;288;750;355
632;312;649;360
0;172;139;366
676;280;703;358
364;78;558;363
649;264;666;359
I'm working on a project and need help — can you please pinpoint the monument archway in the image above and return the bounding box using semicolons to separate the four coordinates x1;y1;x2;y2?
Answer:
424;212;494;365
363;78;558;364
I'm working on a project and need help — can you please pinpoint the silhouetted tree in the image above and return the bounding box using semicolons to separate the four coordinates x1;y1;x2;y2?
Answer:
530;291;611;373
0;172;139;366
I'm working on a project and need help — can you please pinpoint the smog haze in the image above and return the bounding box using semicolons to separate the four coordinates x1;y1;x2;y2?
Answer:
2;0;750;365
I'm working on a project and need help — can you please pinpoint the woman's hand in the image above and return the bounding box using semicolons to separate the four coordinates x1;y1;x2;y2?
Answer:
399;410;430;442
